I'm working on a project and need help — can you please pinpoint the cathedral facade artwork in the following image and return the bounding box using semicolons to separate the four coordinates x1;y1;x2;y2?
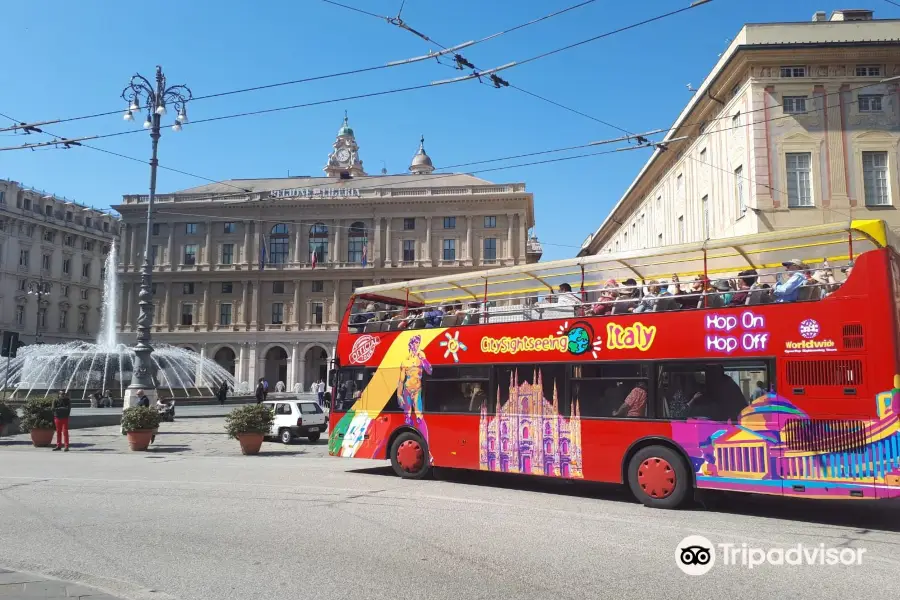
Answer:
479;369;583;479
672;380;900;499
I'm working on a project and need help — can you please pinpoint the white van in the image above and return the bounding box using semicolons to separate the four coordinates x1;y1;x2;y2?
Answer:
262;400;327;444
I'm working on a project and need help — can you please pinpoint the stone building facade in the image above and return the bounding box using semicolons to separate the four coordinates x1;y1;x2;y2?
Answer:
114;117;541;391
0;179;120;345
580;9;900;256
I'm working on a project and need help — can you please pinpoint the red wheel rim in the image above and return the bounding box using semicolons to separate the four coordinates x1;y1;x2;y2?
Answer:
397;440;424;472
637;457;676;499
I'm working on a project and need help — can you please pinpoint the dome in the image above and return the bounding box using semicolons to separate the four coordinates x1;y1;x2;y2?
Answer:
337;113;354;137
409;135;434;174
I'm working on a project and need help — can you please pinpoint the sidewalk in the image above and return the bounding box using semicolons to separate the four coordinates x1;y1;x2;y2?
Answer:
0;568;123;599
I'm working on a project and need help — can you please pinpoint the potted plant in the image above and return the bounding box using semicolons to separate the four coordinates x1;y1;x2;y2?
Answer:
225;404;274;455
121;405;161;451
19;397;56;447
0;400;17;437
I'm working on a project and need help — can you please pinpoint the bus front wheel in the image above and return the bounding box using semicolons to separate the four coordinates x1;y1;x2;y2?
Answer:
390;431;432;480
627;446;690;509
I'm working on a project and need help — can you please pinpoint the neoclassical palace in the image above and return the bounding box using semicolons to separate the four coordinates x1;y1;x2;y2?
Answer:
114;116;541;390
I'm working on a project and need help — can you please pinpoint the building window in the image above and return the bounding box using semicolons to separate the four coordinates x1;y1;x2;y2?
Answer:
312;302;324;324
185;223;197;235
483;238;497;262
403;240;416;262
273;281;285;294
678;216;684;243
699;148;707;163
220;303;232;326
624;232;628;248
728;165;744;218
269;223;290;264
658;233;663;246
701;196;710;239
38;308;46;329
62;258;70;274
676;173;683;195
81;263;91;278
183;282;195;295
403;218;415;231
271;302;284;324
484;216;496;229
442;239;456;261
348;221;367;264
41;254;51;271
0;191;4;204
18;249;29;267
221;282;233;293
309;222;328;263
221;243;234;265
151;283;158;295
184;244;197;265
61;285;69;297
786;152;813;207
65;211;72;222
44;205;52;215
780;66;807;78
859;95;883;113
863;151;890;206
77;312;86;332
15;306;24;326
59;310;67;329
856;65;881;77
43;230;54;242
18;279;26;291
103;222;109;232
80;288;88;300
83;240;95;251
149;245;158;265
152;223;160;236
224;222;236;234
64;234;75;247
443;217;456;229
311;280;324;292
732;112;742;129
181;304;194;326
352;280;364;291
783;96;807;114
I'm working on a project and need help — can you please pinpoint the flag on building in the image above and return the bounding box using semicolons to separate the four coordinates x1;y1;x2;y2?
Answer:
361;243;368;267
310;250;317;270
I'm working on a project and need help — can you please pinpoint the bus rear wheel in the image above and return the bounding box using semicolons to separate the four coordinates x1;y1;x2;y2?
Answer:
390;431;431;480
627;446;690;509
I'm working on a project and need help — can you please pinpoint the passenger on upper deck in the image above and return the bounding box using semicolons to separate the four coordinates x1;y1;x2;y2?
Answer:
614;279;640;314
588;279;618;316
555;283;582;307
634;280;660;313
773;258;808;303
728;269;758;306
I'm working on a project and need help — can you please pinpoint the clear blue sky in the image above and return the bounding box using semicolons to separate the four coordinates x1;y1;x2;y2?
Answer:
2;1;893;260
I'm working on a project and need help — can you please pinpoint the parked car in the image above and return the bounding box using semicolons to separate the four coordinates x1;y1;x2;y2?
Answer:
262;400;327;444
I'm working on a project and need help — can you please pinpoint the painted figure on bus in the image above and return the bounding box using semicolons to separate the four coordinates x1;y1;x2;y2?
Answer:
397;334;432;445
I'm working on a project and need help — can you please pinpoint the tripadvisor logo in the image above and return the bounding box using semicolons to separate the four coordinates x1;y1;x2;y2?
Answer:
676;536;866;574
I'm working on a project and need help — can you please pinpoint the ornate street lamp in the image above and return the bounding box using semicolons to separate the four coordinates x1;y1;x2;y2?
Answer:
120;66;192;406
26;278;51;344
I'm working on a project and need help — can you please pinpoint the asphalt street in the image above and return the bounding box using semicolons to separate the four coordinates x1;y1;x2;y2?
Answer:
1;421;899;600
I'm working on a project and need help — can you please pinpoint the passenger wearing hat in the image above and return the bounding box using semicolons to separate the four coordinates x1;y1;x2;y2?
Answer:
712;279;733;305
773;258;808;303
842;260;855;277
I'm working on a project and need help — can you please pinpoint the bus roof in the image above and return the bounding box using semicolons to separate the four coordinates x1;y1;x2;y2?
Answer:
357;220;896;305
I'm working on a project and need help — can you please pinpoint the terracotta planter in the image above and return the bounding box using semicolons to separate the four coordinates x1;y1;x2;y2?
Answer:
236;433;264;455
30;428;55;447
126;430;154;451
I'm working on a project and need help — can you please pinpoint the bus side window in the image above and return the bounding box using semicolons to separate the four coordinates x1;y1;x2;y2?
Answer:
571;363;649;418
335;367;375;412
495;364;567;416
657;360;768;422
423;366;492;414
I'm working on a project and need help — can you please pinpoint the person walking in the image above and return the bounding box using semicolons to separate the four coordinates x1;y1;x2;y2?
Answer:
262;378;269;400
255;379;266;404
217;381;228;406
316;379;325;405
52;390;71;452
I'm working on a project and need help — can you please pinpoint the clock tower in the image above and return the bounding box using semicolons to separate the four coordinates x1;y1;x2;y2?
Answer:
324;112;366;178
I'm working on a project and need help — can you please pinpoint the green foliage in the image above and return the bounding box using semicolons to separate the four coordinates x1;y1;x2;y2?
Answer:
0;400;16;428
19;397;55;432
121;405;161;432
225;404;274;439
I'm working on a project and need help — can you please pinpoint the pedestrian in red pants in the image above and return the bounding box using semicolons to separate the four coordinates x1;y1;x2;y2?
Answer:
51;390;71;451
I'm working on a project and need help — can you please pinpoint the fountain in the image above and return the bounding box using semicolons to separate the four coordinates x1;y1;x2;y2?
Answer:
0;243;235;401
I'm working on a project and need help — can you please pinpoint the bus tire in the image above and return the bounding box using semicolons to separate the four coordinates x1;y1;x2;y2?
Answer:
627;445;690;509
390;431;431;480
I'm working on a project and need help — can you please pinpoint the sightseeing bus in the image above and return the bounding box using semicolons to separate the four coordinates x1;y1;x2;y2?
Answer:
328;220;900;508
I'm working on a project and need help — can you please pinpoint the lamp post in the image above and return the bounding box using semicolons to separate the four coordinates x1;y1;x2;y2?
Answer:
120;66;192;407
26;277;51;344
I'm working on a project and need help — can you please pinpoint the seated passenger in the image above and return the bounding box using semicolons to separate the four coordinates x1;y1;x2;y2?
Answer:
555;283;582;307
728;269;758;306
423;306;444;328
773;258;808;302
710;279;732;306
613;279;640;314
634;280;660;313
612;381;648;418
588;280;618;316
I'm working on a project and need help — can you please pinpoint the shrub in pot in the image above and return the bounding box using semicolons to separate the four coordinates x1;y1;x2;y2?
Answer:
19;398;56;447
121;406;161;451
225;404;274;455
0;400;17;437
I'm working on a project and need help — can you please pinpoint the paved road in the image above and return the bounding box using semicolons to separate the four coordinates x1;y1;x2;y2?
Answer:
0;567;123;599
1;422;899;600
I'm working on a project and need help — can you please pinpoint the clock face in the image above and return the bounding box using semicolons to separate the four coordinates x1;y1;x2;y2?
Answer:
336;148;351;163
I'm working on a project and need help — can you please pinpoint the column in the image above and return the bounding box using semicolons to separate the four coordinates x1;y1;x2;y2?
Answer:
202;284;210;330
298;351;306;392
290;343;299;391
293;281;301;327
384;218;392;266
237;343;246;385
130;224;139;270
248;345;257;383
197;343;207;387
465;215;473;265
243;220;252;267
126;284;134;331
204;221;214;267
250;281;259;329
333;280;341;323
293;223;302;263
823;84;850;207
306;300;312;326
506;213;515;259
424;217;432;265
373;217;382;266
163;284;171;330
167;224;175;270
333;219;341;264
123;225;132;269
241;280;249;326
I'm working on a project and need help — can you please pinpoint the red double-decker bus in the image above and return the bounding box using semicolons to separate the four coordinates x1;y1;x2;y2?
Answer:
328;220;900;508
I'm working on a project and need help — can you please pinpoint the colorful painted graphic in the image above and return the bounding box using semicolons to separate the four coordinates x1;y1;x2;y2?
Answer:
479;369;583;479
397;335;432;449
673;382;900;499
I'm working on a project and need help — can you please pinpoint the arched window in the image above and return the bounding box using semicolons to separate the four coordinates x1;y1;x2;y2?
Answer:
309;222;328;263
348;221;367;264
269;223;289;264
